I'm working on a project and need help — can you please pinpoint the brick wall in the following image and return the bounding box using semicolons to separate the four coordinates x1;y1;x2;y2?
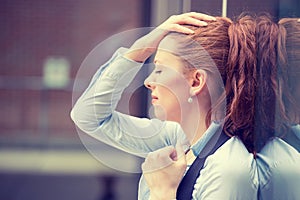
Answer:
0;0;142;144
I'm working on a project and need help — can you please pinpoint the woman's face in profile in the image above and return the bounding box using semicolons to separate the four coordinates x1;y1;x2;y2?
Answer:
144;50;192;122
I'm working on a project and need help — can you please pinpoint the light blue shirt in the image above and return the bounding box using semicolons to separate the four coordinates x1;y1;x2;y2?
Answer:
71;48;258;199
257;135;300;200
285;124;300;152
292;124;300;140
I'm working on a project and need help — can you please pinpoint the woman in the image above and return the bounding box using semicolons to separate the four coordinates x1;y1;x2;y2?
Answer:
143;15;300;200
142;14;259;200
71;12;257;199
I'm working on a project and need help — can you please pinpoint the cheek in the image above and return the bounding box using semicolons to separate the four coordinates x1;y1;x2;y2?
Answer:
156;72;190;100
155;83;188;121
154;88;180;121
158;86;180;106
163;78;190;105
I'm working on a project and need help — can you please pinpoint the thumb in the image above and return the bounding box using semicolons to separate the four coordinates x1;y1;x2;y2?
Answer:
171;141;186;162
169;148;178;161
170;140;187;161
176;141;185;156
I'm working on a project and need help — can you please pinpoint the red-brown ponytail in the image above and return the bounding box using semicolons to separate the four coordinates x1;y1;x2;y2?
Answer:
224;14;257;153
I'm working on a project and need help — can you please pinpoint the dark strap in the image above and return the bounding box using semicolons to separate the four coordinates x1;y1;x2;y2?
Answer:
176;131;230;200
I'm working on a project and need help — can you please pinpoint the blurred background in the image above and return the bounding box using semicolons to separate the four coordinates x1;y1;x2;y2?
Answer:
0;0;299;200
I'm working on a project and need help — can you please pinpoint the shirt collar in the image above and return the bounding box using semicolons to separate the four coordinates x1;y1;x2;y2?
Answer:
191;121;221;157
292;124;300;140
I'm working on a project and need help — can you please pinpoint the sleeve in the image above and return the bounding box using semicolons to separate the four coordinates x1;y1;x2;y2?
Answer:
70;47;189;158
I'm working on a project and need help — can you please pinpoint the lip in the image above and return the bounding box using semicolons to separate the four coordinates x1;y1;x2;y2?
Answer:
151;95;158;104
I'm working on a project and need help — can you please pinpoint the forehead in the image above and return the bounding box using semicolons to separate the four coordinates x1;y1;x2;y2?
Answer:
151;50;192;89
156;33;206;71
154;49;190;74
154;49;183;65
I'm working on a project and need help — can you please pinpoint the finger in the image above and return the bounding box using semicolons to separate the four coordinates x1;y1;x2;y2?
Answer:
175;143;187;172
141;161;152;173
175;141;187;162
168;24;195;34
185;12;216;21
142;146;176;172
169;148;178;161
157;146;176;159
141;161;146;172
179;16;209;27
170;15;208;27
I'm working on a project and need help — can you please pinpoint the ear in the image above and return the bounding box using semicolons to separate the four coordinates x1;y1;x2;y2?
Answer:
189;69;207;96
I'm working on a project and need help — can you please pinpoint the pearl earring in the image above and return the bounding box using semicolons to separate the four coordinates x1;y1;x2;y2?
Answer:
188;97;193;103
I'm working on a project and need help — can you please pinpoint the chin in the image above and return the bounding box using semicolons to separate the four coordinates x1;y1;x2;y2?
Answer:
154;111;166;121
155;109;181;123
153;105;167;121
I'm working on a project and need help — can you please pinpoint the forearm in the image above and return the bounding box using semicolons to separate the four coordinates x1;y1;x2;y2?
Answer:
70;48;188;157
123;28;168;63
71;47;143;133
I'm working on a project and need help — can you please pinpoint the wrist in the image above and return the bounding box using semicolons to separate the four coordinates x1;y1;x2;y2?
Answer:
124;47;154;63
149;189;177;200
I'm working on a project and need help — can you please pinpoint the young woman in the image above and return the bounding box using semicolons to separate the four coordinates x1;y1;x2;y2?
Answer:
71;12;257;199
142;14;259;200
143;14;300;200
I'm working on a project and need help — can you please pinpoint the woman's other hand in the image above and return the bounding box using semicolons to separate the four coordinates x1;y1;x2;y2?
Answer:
142;143;187;200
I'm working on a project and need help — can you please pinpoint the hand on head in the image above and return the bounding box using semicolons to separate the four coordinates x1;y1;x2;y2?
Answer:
124;12;216;63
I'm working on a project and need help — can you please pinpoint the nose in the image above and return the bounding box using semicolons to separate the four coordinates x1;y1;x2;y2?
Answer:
144;76;155;90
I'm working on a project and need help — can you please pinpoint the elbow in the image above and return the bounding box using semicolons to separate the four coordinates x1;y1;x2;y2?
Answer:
70;106;79;127
70;105;84;131
70;105;98;133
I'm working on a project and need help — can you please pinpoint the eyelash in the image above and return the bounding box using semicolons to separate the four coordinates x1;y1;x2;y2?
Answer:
155;70;162;74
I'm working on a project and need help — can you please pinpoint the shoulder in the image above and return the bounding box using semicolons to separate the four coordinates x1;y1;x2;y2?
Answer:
208;136;254;166
257;137;300;199
206;137;256;178
258;137;300;160
257;137;300;177
193;137;258;199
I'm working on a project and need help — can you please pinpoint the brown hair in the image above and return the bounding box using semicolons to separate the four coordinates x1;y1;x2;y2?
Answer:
222;14;257;153
162;14;299;153
223;14;295;153
252;14;293;152
278;18;300;124
164;16;261;153
163;15;286;153
187;17;233;127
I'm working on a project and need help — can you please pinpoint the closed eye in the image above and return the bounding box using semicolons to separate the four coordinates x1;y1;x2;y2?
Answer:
153;64;164;74
154;70;162;74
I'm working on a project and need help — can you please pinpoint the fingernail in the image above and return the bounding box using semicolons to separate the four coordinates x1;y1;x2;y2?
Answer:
182;144;190;154
184;148;191;155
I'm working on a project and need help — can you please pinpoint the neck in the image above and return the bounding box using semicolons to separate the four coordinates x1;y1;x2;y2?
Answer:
180;101;210;145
